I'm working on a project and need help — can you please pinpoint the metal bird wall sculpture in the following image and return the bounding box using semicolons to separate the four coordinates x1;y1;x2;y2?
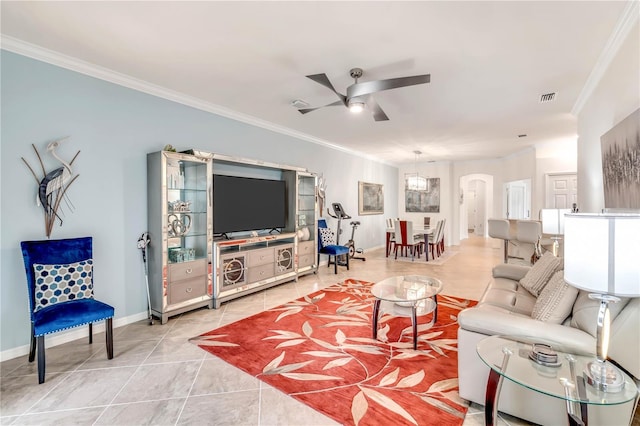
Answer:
22;137;80;238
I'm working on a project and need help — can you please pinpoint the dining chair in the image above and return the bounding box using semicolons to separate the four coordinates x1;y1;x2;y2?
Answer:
386;218;396;254
20;236;114;384
428;220;445;259
317;219;350;274
394;220;422;261
439;218;447;253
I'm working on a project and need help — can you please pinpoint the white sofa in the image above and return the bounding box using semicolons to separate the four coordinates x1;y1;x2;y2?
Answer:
457;262;640;425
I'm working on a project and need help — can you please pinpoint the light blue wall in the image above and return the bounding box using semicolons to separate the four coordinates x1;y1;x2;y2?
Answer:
1;51;398;354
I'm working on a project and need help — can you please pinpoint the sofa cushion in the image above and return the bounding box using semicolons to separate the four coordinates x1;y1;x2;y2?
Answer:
519;251;561;297
531;270;579;323
492;263;531;281
479;278;536;315
570;291;630;338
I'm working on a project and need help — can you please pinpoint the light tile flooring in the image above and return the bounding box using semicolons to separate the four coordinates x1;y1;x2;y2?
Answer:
1;235;534;425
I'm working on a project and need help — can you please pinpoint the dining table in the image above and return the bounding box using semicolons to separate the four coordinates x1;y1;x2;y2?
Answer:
385;226;434;259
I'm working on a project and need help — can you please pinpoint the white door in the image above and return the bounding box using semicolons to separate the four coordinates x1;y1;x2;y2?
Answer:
467;189;477;232
546;173;577;208
505;182;527;219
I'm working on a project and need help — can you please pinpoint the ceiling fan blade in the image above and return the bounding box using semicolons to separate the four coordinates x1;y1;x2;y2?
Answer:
306;73;348;106
366;96;389;122
347;74;430;99
298;100;344;115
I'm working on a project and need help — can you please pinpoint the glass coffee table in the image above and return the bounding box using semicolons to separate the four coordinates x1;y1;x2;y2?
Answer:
477;335;639;426
371;275;443;350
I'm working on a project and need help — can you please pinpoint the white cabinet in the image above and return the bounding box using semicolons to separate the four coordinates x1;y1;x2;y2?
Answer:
147;151;213;324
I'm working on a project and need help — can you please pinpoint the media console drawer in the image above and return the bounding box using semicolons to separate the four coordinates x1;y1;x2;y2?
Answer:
298;240;315;255
168;276;207;305
168;259;206;281
247;263;275;283
247;247;275;266
298;253;315;268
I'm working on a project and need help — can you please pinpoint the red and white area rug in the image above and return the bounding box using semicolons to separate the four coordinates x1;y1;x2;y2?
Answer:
190;278;476;426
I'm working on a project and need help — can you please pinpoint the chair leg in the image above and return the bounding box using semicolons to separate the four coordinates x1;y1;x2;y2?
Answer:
346;252;350;270
29;324;36;362
106;318;114;359
333;256;338;274
89;323;93;344
37;335;45;384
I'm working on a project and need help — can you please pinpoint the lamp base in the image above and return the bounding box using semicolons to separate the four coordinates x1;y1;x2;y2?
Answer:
584;360;625;393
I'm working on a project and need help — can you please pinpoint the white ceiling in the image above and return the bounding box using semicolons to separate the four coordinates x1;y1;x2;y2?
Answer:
0;1;630;164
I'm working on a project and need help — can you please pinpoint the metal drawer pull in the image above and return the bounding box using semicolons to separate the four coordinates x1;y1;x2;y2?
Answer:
186;287;193;293
186;268;193;274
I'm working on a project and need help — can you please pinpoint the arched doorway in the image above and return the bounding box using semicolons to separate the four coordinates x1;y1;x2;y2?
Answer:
459;174;493;240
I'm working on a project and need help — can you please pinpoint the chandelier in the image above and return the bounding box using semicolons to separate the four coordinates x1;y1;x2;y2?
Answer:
405;150;430;191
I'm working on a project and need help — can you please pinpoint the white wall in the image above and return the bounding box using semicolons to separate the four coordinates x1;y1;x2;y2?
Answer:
576;20;639;212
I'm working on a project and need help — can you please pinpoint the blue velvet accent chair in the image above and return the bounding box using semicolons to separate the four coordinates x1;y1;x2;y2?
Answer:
20;237;114;384
317;219;349;274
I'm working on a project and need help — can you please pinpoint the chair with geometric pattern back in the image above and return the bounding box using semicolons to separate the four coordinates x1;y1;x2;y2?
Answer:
20;236;114;383
317;219;350;274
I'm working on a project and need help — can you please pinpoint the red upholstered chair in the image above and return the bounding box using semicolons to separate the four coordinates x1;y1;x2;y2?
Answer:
394;220;422;261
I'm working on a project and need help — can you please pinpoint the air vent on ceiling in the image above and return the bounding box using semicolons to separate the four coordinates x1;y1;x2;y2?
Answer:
539;92;557;103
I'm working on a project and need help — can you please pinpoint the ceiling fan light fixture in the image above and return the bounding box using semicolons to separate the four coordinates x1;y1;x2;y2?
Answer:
349;101;365;113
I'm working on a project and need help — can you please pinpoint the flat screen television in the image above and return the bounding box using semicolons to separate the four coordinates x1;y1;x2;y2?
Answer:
213;175;287;235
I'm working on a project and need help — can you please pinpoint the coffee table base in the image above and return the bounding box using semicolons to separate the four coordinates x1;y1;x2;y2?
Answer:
372;296;438;350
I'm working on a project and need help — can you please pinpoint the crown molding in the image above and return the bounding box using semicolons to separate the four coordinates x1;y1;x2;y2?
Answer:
572;1;639;116
0;35;394;167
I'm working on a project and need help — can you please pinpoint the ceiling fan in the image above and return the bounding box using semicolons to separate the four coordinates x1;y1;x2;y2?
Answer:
297;67;430;121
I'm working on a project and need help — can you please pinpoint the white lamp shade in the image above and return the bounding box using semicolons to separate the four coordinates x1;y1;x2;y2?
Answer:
564;213;640;297
541;209;570;235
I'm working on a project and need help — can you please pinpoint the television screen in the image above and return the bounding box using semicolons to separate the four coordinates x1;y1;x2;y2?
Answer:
213;175;287;234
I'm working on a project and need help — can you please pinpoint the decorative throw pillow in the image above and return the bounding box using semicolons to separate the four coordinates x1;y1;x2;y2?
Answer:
319;228;335;247
33;259;93;311
532;270;579;323
519;251;562;297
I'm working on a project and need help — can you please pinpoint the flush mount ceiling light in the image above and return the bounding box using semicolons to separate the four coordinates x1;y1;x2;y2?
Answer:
405;150;430;191
348;101;365;113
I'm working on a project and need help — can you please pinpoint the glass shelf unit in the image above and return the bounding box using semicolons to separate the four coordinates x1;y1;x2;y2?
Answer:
147;151;213;324
284;170;317;276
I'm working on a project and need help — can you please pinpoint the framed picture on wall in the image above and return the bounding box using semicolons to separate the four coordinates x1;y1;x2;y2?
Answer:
601;108;640;209
405;177;440;212
358;181;384;215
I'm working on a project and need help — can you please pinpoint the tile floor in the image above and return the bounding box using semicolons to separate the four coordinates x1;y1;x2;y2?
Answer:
1;235;534;425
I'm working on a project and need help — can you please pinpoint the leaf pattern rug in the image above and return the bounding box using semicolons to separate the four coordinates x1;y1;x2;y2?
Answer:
190;278;476;426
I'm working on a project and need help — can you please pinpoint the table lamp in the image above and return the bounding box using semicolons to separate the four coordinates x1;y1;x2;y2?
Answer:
541;209;570;256
563;213;640;392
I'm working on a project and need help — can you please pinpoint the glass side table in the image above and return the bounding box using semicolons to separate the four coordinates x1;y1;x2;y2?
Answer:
477;335;639;426
371;275;443;350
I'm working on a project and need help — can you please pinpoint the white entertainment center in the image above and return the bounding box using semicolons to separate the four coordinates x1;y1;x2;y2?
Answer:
146;150;317;322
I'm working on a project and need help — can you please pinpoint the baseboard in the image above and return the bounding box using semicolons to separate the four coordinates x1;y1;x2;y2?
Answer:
0;311;149;362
